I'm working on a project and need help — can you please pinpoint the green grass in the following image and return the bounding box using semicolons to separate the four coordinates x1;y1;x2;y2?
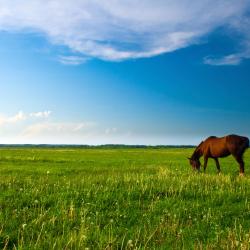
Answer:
1;147;250;249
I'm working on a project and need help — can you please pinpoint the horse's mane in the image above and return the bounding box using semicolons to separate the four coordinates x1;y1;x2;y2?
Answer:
191;141;204;159
195;141;204;152
196;141;204;148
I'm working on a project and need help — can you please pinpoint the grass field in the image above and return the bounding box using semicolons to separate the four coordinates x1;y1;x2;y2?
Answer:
1;147;250;249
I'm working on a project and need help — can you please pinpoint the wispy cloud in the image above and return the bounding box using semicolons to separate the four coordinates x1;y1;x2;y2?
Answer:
22;121;96;137
0;1;249;62
0;111;127;144
0;110;51;126
204;14;250;66
19;122;130;144
204;54;245;66
0;111;26;125
58;55;89;65
105;127;117;135
30;111;52;118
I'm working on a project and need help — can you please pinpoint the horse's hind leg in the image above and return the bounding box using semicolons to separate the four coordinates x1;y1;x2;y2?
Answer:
214;158;221;174
233;154;245;175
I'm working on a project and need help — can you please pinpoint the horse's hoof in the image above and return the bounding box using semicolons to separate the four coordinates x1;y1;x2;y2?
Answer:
239;173;245;177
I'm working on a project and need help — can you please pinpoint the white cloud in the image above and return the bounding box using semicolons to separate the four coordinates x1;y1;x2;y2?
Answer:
22;121;96;138
204;14;250;66
204;54;244;66
204;45;250;66
0;111;127;144
30;110;52;118
58;55;89;65
0;110;51;126
0;111;26;125
19;122;133;144
19;122;129;144
0;0;249;62
105;127;117;135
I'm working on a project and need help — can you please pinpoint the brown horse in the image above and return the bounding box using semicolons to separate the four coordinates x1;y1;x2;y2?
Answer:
188;134;249;175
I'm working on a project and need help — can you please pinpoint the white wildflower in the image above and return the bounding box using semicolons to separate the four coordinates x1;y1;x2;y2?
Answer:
127;240;133;247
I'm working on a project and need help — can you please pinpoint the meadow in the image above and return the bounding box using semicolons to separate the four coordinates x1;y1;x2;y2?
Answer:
1;146;250;249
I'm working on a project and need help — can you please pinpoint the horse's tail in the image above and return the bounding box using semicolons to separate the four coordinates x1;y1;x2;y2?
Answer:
246;137;250;148
241;137;249;153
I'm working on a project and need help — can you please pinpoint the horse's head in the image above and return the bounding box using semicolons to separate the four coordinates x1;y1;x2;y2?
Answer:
188;157;201;171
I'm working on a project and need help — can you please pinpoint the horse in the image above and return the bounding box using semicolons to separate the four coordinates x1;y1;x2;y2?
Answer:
188;134;249;175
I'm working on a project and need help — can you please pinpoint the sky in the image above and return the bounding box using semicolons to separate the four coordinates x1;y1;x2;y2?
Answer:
0;0;250;145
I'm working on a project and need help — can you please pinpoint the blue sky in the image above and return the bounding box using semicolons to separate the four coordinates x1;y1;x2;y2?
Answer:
0;1;250;145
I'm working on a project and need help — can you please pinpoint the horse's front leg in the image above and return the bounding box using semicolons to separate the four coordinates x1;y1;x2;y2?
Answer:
203;156;208;173
214;158;221;174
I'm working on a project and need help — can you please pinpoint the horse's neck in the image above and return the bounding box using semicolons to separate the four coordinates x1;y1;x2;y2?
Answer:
192;145;203;159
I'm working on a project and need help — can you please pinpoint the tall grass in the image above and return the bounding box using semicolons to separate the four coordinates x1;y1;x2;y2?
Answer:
1;147;250;249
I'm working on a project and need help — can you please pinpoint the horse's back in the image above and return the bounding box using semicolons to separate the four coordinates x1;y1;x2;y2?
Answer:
205;134;249;146
203;136;228;157
226;134;249;152
205;136;217;141
202;134;249;158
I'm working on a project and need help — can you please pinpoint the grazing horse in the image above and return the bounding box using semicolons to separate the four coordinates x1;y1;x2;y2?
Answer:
188;134;249;175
